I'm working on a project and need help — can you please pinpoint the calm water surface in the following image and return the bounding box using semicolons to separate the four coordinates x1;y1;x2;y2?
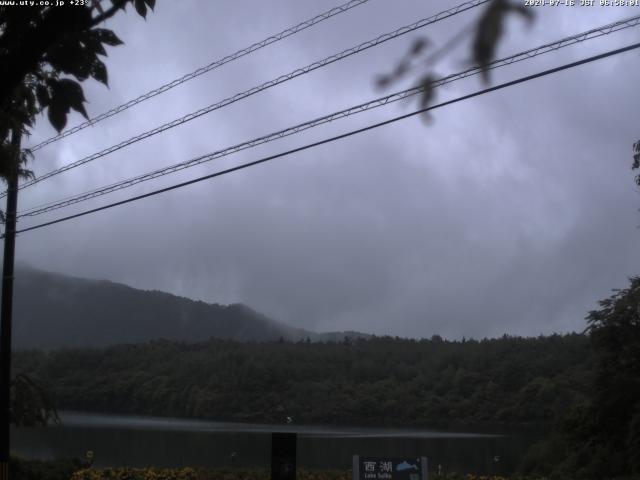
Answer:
13;411;537;475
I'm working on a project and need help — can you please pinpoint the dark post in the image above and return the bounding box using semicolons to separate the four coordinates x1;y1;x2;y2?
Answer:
271;432;296;480
0;130;20;480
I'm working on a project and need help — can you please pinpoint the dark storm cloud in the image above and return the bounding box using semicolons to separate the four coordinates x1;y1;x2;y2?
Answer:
13;0;640;338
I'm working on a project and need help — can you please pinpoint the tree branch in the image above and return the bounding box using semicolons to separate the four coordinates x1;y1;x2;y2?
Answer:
89;0;130;27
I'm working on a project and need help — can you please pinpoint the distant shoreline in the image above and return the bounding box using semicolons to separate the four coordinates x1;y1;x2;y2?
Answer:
49;411;506;438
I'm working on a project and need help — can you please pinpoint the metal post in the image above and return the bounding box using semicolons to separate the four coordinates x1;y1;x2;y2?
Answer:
271;432;296;480
0;130;20;480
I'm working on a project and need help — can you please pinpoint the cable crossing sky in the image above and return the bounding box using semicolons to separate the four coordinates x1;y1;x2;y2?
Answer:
5;0;489;198
8;41;640;238
27;0;375;153
17;13;640;219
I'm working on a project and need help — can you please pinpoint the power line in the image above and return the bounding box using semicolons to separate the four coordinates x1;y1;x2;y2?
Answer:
9;41;640;238
18;13;640;219
7;0;489;197
27;0;374;153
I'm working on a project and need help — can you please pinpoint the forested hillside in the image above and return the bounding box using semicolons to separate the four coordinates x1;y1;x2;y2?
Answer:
14;334;592;428
13;265;363;349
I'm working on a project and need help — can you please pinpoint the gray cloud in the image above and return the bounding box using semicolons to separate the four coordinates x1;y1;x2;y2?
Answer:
11;0;640;339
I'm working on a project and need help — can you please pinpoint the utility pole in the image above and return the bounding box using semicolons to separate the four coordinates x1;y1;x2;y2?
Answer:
0;129;20;480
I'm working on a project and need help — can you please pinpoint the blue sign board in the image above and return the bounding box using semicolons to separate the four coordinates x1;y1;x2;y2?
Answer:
352;456;427;480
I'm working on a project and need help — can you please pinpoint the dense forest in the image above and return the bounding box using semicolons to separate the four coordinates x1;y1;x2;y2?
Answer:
14;334;591;429
12;277;640;478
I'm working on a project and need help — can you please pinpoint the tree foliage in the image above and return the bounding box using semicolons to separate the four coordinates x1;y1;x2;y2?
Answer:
14;334;591;429
0;0;155;425
377;0;533;115
9;373;58;427
0;0;155;180
522;278;640;479
584;277;640;477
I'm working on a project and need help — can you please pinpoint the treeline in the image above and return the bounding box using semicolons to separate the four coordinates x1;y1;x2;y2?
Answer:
13;334;592;429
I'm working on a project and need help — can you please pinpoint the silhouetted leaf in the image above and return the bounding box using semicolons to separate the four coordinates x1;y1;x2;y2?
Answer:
410;38;428;56
92;28;123;46
472;0;534;83
52;79;88;119
375;74;392;89
82;30;107;56
46;78;88;131
134;0;147;18
35;84;50;108
91;59;108;86
46;40;97;81
375;37;430;90
473;1;504;82
47;102;67;133
393;60;410;78
510;3;535;22
145;0;156;10
418;75;436;120
18;148;34;180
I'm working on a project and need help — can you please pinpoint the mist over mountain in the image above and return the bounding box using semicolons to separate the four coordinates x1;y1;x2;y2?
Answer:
13;265;367;349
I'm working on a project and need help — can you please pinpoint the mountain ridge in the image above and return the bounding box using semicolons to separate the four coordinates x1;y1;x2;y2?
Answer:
12;264;369;349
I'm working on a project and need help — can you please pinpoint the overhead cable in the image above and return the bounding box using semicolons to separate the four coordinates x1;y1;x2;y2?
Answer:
7;0;490;197
28;0;375;152
18;13;640;218
9;41;640;237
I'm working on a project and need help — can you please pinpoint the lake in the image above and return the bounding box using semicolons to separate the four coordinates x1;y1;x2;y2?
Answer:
12;411;536;476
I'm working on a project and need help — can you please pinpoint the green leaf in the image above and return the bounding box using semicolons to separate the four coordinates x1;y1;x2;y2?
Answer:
134;0;147;18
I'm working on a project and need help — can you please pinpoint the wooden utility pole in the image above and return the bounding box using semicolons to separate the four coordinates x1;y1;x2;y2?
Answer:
0;130;20;480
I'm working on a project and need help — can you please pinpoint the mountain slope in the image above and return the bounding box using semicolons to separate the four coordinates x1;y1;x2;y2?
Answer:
13;265;319;349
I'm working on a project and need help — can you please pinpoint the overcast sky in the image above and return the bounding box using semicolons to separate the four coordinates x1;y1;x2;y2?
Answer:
10;0;640;339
